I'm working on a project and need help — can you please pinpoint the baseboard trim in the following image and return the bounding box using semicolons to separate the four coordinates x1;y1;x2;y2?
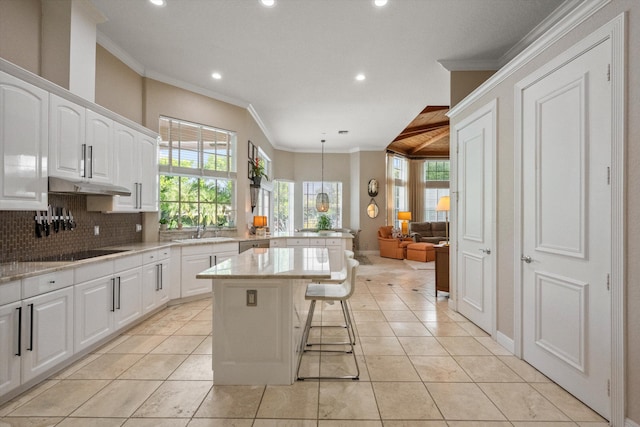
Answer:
496;331;515;354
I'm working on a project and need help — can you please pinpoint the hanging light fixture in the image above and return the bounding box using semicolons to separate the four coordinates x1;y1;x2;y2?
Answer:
316;139;330;212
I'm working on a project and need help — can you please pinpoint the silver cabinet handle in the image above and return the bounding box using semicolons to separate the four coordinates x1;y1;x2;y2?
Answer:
521;255;532;263
479;248;491;254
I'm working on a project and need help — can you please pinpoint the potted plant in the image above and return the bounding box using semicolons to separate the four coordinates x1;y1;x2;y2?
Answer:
251;157;269;186
159;218;168;231
317;214;332;231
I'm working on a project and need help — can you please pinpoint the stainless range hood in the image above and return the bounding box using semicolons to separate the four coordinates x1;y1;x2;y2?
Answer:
48;177;131;196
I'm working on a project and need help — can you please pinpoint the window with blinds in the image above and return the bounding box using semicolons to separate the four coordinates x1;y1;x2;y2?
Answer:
158;117;237;229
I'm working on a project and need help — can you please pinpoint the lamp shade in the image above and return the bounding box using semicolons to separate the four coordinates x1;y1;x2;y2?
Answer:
316;192;330;212
253;216;267;227
397;211;412;221
436;196;450;212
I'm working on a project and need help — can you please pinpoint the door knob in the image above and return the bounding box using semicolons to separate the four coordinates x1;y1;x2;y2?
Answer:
479;248;491;254
521;255;532;263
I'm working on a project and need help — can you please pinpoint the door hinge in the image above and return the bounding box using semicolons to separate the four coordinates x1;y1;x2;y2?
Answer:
607;166;610;185
607;64;611;82
607;379;611;396
607;273;610;291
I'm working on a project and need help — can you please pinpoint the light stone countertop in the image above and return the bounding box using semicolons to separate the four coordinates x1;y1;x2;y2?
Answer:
196;247;331;280
0;242;173;284
0;232;351;284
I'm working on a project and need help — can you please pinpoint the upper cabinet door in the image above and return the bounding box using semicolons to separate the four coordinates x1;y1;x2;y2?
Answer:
86;109;113;184
49;94;85;180
0;71;48;210
112;123;137;211
138;133;158;212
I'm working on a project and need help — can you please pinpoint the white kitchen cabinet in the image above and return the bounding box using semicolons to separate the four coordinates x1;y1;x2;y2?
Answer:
85;109;113;184
21;287;74;383
0;301;21;396
87;126;158;212
138;133;159;211
49;94;85;180
74;255;142;350
181;243;238;298
142;249;170;314
74;267;114;352
112;264;142;330
0;71;48;210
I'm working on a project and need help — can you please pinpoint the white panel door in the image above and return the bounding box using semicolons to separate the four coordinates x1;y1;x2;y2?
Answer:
112;123;137;211
138;133;158;212
520;39;611;418
49;94;85;180
74;276;114;352
455;101;495;334
22;287;74;383
113;268;143;330
0;71;48;210
0;302;21;396
85;109;113;184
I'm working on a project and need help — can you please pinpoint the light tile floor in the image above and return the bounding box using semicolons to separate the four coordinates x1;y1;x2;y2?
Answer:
0;254;609;426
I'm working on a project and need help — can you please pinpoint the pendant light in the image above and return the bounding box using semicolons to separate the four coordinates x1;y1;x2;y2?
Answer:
316;139;330;212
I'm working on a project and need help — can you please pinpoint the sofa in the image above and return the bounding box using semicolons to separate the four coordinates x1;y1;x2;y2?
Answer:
409;221;448;244
377;226;413;259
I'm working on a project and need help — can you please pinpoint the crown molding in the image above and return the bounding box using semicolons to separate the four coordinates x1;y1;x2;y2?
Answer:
498;0;583;66
96;31;146;75
437;59;499;72
247;104;274;145
448;0;611;119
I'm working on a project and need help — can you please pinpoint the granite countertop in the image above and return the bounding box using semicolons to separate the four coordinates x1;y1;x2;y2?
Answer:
196;247;331;280
0;241;173;284
1;232;352;284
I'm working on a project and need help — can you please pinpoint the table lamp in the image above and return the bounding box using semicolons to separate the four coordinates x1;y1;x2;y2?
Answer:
253;215;267;237
436;196;450;245
398;211;411;235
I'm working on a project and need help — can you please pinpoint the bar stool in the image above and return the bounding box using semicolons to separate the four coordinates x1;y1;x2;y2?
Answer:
296;257;360;380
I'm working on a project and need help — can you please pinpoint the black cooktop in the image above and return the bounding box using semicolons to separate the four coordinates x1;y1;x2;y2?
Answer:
39;249;129;262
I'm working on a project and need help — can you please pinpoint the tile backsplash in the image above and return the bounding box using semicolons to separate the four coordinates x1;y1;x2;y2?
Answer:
0;194;142;263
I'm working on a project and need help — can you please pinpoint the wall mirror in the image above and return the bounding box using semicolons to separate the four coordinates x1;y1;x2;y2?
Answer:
367;179;379;197
367;198;379;218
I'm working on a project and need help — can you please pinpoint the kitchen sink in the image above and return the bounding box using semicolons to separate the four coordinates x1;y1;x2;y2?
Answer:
38;249;130;261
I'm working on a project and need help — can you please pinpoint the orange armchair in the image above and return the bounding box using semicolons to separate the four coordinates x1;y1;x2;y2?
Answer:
378;226;412;259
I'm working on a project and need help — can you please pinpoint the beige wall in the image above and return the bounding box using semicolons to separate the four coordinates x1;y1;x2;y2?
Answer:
95;45;143;124
450;1;640;422
0;0;41;74
143;78;272;233
450;70;496;107
357;151;388;252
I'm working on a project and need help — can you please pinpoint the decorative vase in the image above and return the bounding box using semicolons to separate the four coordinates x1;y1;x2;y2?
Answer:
252;176;262;186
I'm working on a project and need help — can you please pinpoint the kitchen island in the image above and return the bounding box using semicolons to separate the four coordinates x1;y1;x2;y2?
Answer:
196;246;331;385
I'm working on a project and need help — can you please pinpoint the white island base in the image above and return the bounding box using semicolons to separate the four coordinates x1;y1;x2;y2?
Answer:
197;247;330;385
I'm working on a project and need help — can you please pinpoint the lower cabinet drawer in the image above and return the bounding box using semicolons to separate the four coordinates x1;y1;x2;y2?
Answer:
22;269;74;299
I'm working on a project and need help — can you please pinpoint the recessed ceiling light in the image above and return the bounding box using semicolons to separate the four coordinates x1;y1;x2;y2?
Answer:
211;72;222;80
355;74;366;81
374;0;388;7
260;0;276;7
149;0;166;6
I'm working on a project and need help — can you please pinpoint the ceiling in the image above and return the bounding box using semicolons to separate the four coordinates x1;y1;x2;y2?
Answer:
388;105;450;158
90;0;570;154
